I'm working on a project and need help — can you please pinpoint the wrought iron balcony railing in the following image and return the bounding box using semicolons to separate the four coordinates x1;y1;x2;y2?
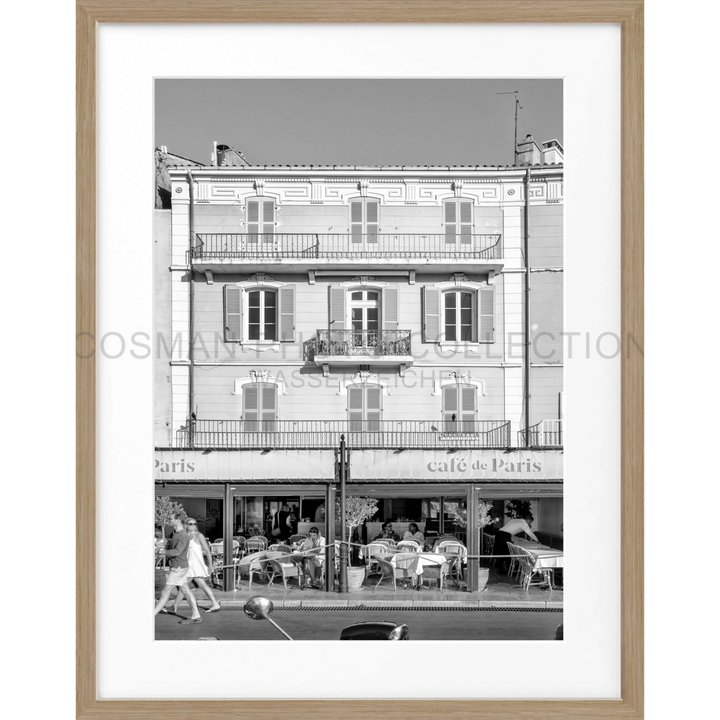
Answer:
176;419;511;450
191;233;502;261
314;329;411;357
518;419;563;448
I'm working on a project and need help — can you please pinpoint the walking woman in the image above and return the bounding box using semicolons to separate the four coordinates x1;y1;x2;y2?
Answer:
171;517;222;614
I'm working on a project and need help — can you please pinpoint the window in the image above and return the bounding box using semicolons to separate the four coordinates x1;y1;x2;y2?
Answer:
444;199;473;244
224;284;295;343
350;199;379;244
329;285;398;331
246;198;275;243
443;385;476;433
348;384;382;431
422;285;494;344
248;289;277;341
444;290;475;342
242;383;277;431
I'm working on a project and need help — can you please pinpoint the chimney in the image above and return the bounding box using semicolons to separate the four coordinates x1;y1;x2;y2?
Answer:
215;144;245;167
541;139;564;164
516;134;542;166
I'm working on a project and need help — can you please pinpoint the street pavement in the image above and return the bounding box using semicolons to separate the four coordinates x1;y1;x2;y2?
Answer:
155;607;563;641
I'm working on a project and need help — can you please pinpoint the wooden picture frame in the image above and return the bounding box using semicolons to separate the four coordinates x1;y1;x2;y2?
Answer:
77;1;643;717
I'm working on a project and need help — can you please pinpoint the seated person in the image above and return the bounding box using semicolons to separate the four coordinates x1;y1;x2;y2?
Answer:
297;527;326;588
372;521;400;543
401;523;424;546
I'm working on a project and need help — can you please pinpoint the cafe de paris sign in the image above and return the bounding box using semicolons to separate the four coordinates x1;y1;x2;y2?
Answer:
349;449;563;482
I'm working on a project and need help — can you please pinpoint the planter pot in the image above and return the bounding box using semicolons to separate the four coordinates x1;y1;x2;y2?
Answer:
477;567;489;592
346;566;366;591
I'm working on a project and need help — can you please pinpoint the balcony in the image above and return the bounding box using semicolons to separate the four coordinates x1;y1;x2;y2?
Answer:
190;233;503;275
311;329;413;374
518;419;563;448
176;419;511;450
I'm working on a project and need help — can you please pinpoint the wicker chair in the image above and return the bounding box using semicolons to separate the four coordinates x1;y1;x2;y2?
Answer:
266;558;303;591
363;542;389;578
420;556;456;591
375;558;413;591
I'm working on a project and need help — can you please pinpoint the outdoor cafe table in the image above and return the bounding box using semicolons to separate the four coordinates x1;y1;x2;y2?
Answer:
513;539;564;569
389;552;450;577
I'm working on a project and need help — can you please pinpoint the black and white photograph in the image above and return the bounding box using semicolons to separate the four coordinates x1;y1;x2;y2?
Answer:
152;78;564;641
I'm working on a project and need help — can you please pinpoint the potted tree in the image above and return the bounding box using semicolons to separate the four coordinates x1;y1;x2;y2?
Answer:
155;495;185;538
452;498;497;591
335;496;379;590
505;499;533;520
154;496;185;586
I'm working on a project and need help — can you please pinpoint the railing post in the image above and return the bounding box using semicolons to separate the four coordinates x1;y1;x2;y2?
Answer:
324;482;336;592
338;434;348;594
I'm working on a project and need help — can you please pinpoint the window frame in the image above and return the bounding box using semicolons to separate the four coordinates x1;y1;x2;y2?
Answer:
223;280;296;347
422;279;494;350
245;197;276;243
247;287;278;342
443;198;474;245
442;383;478;434
242;382;278;432
349;197;380;244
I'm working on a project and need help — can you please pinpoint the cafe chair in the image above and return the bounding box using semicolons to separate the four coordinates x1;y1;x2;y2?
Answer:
289;534;307;545
245;537;267;554
266;558;303;591
396;540;421;553
505;543;521;579
268;543;292;553
484;533;496;566
364;542;389;578
517;548;549;591
420;556;456;591
436;541;466;578
375;558;413;591
232;537;246;558
371;539;393;547
236;554;268;591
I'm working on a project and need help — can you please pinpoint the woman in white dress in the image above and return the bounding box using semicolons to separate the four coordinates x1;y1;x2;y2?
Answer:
171;518;222;614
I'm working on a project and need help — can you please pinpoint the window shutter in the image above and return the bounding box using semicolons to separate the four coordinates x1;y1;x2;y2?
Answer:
278;285;295;342
261;384;278;429
247;200;259;241
366;200;379;244
348;386;364;428
350;200;363;243
422;287;441;343
444;201;457;244
243;385;259;425
329;286;346;330
459;201;473;245
262;200;274;241
383;287;399;331
461;385;476;431
443;386;458;431
479;285;495;343
365;386;382;429
224;285;243;342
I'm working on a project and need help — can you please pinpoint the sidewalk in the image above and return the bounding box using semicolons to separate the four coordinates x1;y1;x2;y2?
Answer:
157;567;563;610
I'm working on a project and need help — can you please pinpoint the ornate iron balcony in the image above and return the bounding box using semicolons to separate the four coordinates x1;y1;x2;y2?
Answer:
518;419;563;448
315;329;411;357
192;233;502;260
176;419;511;449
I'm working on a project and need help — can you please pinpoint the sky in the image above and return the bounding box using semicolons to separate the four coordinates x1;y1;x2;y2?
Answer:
155;79;562;167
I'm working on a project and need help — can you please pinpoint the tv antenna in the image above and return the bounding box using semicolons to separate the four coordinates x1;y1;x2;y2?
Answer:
497;91;523;164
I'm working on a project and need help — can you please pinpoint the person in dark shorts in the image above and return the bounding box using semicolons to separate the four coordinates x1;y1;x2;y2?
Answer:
494;514;540;574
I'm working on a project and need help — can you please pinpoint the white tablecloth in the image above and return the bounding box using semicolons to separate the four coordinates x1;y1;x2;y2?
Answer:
513;540;564;569
391;552;449;576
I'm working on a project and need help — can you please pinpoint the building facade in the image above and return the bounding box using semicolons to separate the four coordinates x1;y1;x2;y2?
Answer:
154;139;564;591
